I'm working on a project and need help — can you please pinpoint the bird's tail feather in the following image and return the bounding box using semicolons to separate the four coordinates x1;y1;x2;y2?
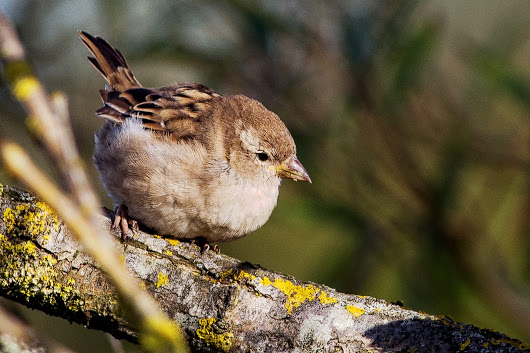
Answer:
78;31;141;91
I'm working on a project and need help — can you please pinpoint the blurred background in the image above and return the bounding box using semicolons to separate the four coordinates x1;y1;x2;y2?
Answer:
0;0;528;351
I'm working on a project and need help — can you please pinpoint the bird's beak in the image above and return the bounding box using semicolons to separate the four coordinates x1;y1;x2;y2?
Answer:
274;155;311;183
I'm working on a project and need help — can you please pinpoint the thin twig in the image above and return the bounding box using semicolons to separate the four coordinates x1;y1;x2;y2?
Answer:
0;12;188;353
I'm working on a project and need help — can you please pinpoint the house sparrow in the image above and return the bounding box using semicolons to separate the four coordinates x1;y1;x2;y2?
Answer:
79;31;311;246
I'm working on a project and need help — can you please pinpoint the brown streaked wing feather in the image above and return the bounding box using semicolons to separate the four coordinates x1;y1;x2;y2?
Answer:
105;96;132;114
133;101;160;114
119;88;156;106
146;93;163;101
131;85;220;139
95;84;221;141
140;121;166;131
98;89;109;101
95;106;126;123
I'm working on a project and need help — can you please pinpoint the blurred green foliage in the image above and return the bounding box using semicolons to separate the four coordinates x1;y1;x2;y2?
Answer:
0;0;528;350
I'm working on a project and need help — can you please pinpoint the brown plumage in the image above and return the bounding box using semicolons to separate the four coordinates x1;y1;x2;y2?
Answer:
79;31;310;244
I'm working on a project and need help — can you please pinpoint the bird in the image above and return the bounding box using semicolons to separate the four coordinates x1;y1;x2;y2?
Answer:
79;31;311;249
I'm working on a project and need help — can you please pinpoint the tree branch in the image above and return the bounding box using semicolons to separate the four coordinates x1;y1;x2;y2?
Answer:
0;185;527;352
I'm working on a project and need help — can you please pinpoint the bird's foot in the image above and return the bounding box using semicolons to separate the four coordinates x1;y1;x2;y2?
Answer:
192;237;220;254
112;203;138;242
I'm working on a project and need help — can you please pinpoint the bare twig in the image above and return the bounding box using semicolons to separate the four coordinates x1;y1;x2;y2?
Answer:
0;12;188;353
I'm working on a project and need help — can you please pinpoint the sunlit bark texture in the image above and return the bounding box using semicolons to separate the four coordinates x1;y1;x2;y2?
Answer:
0;185;527;352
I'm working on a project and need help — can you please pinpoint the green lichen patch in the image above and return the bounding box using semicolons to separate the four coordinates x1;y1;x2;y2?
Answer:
196;317;234;352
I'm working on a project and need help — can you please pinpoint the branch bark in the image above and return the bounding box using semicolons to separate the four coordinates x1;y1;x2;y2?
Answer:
0;185;527;352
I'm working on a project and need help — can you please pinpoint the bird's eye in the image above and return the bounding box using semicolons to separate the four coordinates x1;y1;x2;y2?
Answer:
256;152;269;161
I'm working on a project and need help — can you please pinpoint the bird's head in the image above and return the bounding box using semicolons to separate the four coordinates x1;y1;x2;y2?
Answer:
219;95;311;185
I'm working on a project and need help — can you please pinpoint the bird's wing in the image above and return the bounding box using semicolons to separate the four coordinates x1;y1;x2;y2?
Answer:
96;84;220;140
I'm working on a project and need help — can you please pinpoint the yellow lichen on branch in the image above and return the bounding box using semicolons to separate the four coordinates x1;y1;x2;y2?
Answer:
260;277;318;314
346;305;365;318
318;291;338;304
196;317;234;352
259;276;340;314
0;231;82;310
156;272;169;288
3;201;60;238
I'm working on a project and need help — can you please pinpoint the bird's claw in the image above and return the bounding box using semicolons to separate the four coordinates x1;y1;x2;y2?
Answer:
112;203;138;242
192;238;220;254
